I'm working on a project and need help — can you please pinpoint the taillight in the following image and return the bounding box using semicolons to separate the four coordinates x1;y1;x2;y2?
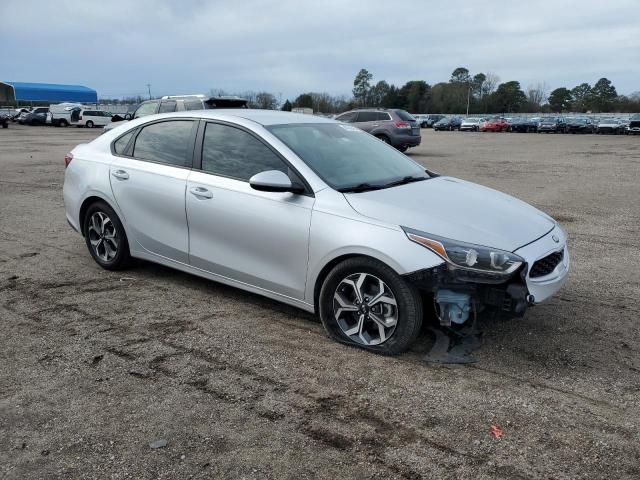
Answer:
64;153;73;168
394;121;411;130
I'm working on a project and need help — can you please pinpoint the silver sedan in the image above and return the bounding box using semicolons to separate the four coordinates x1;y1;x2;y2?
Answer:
63;110;569;355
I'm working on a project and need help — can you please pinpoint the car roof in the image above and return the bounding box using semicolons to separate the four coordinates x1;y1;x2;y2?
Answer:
151;109;337;126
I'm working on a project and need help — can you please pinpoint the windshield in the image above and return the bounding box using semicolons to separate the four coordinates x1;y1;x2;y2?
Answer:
464;118;479;122
268;123;428;191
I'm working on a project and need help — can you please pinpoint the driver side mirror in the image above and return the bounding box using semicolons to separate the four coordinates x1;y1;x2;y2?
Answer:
124;113;132;120
249;170;304;194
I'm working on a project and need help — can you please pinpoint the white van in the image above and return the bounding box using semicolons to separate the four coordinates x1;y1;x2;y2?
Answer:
49;103;83;127
73;109;113;128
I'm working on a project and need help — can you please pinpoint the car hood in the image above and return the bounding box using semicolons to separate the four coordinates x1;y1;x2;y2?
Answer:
344;177;555;252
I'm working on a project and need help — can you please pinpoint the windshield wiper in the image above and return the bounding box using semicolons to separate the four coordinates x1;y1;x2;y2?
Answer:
337;182;385;193
381;175;429;188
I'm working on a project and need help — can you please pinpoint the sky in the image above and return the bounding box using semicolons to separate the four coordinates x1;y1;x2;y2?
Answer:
1;0;639;101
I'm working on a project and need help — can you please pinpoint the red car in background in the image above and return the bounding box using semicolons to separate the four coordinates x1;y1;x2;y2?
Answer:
480;118;509;132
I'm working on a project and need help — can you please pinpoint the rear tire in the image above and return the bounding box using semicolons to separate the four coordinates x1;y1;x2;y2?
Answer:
319;257;423;355
397;146;408;152
376;135;391;145
83;201;131;271
86;120;94;128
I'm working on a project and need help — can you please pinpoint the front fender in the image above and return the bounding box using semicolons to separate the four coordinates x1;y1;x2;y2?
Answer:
305;209;444;304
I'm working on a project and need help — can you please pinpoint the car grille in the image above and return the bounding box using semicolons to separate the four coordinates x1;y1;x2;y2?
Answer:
529;250;564;278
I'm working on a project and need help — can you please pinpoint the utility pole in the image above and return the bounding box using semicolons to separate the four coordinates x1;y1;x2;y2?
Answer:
146;83;151;100
466;84;471;117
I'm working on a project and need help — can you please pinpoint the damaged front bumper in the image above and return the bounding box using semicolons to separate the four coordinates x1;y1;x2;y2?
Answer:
404;225;569;323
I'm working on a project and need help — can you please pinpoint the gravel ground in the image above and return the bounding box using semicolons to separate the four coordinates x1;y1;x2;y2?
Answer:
1;124;639;479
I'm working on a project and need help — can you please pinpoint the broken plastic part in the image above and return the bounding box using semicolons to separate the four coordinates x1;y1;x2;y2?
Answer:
435;289;472;326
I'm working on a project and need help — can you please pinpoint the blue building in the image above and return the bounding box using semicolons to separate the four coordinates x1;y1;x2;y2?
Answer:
0;81;98;105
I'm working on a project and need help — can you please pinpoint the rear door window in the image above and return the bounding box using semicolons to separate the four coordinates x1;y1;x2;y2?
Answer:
335;112;357;123
183;100;204;111
355;112;378;122
133;120;194;167
158;101;177;113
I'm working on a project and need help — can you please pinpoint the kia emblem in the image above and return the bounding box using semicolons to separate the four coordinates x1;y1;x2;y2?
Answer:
552;235;560;243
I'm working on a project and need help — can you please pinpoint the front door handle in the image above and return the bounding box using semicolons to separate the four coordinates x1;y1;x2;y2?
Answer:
111;169;129;180
189;186;213;199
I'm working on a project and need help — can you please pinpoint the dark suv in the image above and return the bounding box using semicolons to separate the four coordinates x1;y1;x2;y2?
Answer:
104;95;249;132
334;108;421;152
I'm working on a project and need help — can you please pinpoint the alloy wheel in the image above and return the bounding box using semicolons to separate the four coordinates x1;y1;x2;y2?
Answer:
87;211;118;262
333;273;398;346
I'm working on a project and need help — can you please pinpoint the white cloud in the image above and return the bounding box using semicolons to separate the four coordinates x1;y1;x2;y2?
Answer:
1;0;638;99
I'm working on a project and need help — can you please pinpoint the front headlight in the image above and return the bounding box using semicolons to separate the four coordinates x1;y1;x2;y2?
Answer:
403;227;524;275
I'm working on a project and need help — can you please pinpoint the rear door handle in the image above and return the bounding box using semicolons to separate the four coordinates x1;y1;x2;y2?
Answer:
189;186;213;199
111;169;129;180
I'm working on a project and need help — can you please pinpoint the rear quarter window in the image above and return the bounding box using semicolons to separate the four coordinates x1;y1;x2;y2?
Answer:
395;110;415;121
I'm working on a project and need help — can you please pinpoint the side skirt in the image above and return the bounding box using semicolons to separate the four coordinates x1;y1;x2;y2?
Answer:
131;249;316;313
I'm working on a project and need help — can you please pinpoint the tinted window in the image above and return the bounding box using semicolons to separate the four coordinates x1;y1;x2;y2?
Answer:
356;111;378;122
201;123;288;180
395;110;415;121
133;102;158;119
376;112;391;121
84;111;95;116
113;131;134;155
183;100;204;111
133;121;194;166
158;101;177;113
335;112;357;123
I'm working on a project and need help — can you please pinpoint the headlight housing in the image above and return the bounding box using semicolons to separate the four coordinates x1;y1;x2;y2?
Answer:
403;227;524;275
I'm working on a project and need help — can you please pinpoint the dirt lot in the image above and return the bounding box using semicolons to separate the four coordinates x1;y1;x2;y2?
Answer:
1;124;639;479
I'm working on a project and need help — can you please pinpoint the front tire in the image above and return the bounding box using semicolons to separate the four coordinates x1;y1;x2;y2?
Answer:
83;201;131;271
85;120;94;128
319;257;423;355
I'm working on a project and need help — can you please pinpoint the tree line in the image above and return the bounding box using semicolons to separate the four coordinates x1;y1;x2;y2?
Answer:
345;67;640;114
99;68;639;114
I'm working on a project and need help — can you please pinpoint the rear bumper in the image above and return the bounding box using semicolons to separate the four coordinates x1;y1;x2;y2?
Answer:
393;134;421;147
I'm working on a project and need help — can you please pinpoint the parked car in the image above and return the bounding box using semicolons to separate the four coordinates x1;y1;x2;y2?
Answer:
73;109;113;128
425;114;446;128
564;117;595;134
596;118;625;134
459;117;484;131
334;108;421;152
626;113;640;135
63;110;570;355
412;114;428;127
480;117;509;132
508;117;538;133
537;117;566;133
103;95;249;132
11;108;31;121
19;107;49;125
433;117;462;131
21;108;50;125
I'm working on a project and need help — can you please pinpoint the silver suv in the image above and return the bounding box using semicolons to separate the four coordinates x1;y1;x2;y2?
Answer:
104;95;248;132
334;108;421;152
